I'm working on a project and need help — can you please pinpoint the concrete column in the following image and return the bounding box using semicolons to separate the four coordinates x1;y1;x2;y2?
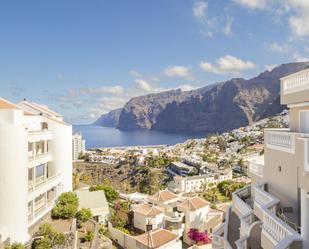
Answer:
301;189;309;249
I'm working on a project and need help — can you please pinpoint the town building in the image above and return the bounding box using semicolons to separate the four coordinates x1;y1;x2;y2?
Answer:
0;98;72;243
72;133;85;161
169;171;233;193
75;189;109;224
213;68;309;249
168;161;197;176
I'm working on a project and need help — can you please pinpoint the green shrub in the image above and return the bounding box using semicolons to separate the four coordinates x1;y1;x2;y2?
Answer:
98;225;107;237
35;223;67;248
52;192;79;219
34;237;52;249
76;208;92;227
116;226;130;234
89;185;119;202
84;231;94;242
5;243;25;249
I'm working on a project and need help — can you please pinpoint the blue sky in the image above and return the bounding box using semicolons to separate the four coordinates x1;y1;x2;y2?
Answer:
1;0;309;124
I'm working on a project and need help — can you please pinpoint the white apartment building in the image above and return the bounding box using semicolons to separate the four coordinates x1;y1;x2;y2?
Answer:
212;68;309;249
169;171;233;193
0;98;72;244
72;133;85;161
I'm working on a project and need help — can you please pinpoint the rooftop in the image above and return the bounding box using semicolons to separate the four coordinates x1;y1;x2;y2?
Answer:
177;196;209;211
135;228;179;248
133;203;164;216
148;189;178;203
75;189;108;210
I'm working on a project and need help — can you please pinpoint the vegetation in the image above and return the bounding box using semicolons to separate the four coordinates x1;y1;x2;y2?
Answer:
217;180;246;198
145;155;172;168
89;184;119;202
98;225;107;237
84;231;94;242
52;192;79;219
116;226;130;234
76;208;92;227
4;243;25;249
72;173;80;190
34;223;67;249
187;228;211;245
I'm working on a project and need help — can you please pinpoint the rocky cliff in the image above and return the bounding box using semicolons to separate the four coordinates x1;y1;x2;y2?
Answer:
95;62;309;133
93;108;122;127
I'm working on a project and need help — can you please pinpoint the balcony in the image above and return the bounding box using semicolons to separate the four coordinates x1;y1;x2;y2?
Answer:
28;152;52;168
28;174;62;201
28;129;52;142
252;184;301;248
281;68;309;105
264;129;295;153
248;156;264;178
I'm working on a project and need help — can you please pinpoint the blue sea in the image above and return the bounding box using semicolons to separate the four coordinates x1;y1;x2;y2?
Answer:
73;125;205;149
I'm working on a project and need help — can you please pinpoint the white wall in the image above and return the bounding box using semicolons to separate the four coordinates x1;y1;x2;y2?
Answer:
134;213;164;231
0;124;29;243
49;121;72;192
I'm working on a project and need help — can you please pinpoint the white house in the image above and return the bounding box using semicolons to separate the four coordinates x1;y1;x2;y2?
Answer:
75;189;109;224
133;203;164;231
0;98;72;243
177;197;218;245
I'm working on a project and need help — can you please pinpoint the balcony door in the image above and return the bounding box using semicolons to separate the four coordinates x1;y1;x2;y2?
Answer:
300;110;309;133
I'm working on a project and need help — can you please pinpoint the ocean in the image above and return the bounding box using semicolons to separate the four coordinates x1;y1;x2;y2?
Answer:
73;125;205;149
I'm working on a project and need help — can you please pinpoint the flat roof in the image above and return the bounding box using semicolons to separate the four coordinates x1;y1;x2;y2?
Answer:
75;189;108;209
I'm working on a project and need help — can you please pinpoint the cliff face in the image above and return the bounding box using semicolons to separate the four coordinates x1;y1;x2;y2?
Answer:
96;62;309;133
93;108;122;127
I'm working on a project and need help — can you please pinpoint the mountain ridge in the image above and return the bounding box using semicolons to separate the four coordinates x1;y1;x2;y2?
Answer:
94;62;309;133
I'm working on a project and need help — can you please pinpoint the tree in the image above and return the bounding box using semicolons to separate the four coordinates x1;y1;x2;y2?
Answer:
52;192;79;219
34;237;52;249
84;231;94;242
35;223;67;248
76;208;92;227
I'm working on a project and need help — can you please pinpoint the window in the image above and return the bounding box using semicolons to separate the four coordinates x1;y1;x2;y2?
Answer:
36;164;45;178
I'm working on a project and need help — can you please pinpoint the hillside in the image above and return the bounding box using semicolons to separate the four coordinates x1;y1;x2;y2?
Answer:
95;62;309;133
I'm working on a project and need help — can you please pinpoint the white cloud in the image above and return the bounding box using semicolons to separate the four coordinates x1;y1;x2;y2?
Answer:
129;70;142;78
233;0;267;9
265;64;278;71
223;19;233;36
192;0;232;37
178;84;197;91
268;42;291;53
135;79;153;92
234;0;309;40
289;15;309;40
164;65;191;78
292;52;309;62
193;0;208;19
200;55;256;75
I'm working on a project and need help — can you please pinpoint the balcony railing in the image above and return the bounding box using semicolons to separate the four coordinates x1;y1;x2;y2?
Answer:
28;174;60;193
265;130;295;153
252;183;301;247
28;129;52;142
232;186;253;218
282;69;309;95
248;156;264;178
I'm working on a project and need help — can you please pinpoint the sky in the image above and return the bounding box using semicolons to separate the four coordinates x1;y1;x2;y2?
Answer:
1;0;309;124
